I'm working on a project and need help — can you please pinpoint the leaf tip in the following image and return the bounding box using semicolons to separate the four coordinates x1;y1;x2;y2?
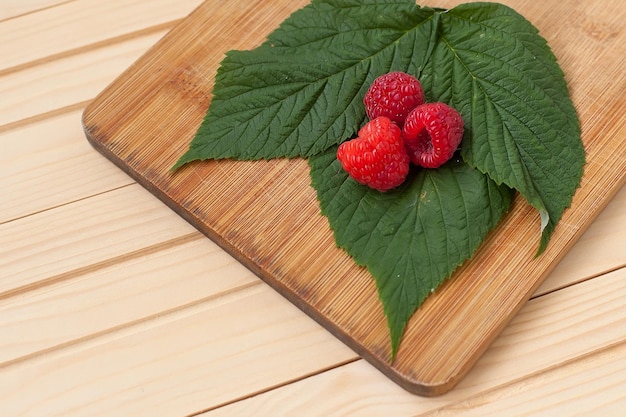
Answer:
170;159;187;173
388;317;408;364
170;147;203;172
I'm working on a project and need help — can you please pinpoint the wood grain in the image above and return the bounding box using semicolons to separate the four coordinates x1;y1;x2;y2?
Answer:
0;184;196;295
0;30;166;129
534;188;626;296
81;0;626;395
0;0;204;74
0;111;134;223
0;236;254;365
0;266;623;416
0;0;66;22
193;267;626;417
0;284;357;417
430;342;626;416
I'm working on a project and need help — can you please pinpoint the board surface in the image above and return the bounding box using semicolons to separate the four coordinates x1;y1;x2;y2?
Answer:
82;0;626;396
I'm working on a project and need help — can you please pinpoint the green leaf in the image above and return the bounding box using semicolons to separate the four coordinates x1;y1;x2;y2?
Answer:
173;0;585;254
419;3;585;253
171;0;585;355
309;148;514;357
173;0;439;168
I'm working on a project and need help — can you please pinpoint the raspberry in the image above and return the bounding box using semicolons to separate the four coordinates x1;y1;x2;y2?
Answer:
364;71;425;127
337;117;410;192
402;102;464;168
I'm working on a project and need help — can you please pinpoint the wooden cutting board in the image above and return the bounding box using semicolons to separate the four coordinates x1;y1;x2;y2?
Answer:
82;0;625;396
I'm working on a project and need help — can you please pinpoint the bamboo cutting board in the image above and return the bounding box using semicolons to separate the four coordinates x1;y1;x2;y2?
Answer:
82;0;626;396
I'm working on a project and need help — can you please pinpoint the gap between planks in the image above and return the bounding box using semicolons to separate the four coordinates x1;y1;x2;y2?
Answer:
0;183;201;294
0;184;622;394
186;357;363;417
0;101;90;135
0;280;265;372
198;335;626;417
535;262;626;299
0;27;171;131
0;0;76;24
0;230;264;369
0;110;138;224
0;230;200;301
168;267;626;417
0;21;182;79
0;175;133;226
0;281;358;416
0;0;205;75
415;336;626;416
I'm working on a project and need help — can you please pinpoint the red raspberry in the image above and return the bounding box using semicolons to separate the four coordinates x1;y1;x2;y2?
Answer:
363;71;425;126
402;102;464;168
337;117;410;192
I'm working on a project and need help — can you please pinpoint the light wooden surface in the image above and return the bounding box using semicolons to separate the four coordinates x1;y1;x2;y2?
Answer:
1;0;625;415
81;0;625;396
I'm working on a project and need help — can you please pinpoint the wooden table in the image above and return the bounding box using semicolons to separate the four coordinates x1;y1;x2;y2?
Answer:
1;1;625;415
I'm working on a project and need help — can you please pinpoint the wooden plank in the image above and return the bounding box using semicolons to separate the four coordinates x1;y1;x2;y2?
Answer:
0;0;203;73
420;342;626;416
1;109;622;295
0;184;196;295
535;185;626;296
81;0;626;395
0;268;623;417
0;111;133;223
0;182;622;366
0;237;256;365
0;177;619;383
0;0;68;22
0;284;357;417
0;30;166;129
199;268;626;417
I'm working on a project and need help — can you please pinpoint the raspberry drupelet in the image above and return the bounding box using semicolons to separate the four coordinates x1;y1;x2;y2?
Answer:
402;102;464;168
363;71;425;127
337;117;410;192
